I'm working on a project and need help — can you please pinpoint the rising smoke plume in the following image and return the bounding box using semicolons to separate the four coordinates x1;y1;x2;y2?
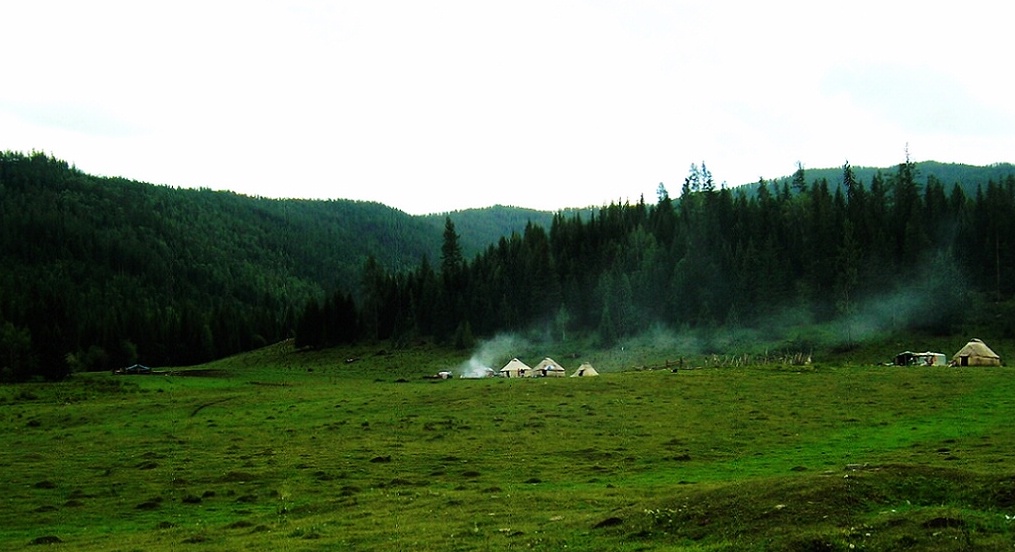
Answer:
456;334;529;378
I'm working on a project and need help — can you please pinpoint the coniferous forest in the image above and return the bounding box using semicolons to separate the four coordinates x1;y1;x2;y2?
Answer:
2;149;1015;381
296;157;1015;353
0;152;430;380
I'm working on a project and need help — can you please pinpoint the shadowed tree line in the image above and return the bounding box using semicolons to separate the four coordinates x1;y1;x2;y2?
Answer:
297;157;1015;350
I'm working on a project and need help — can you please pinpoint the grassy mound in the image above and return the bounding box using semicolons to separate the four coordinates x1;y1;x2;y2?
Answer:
609;464;1015;550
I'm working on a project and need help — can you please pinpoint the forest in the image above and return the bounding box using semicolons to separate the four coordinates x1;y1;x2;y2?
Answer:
0;151;536;381
296;157;1015;353
2;150;1015;381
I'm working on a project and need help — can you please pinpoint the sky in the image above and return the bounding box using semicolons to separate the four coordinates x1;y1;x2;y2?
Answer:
2;1;1013;215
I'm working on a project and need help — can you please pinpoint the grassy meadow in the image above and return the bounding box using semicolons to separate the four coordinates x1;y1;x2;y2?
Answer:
3;339;1015;550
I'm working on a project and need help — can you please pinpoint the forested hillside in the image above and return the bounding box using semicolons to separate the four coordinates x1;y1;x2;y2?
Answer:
422;206;556;257
299;157;1015;352
0;152;543;381
4;150;1015;381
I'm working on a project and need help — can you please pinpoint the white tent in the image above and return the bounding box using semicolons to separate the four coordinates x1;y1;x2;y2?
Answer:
918;352;947;366
570;362;599;377
531;357;566;377
894;351;947;366
499;358;531;378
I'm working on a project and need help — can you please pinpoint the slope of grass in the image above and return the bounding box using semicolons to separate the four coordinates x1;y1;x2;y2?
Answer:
2;340;1014;550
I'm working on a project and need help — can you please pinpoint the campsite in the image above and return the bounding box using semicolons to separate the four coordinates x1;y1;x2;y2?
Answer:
3;337;1015;551
891;338;1004;368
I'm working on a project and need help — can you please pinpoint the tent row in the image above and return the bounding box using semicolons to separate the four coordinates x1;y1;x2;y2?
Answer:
499;357;599;378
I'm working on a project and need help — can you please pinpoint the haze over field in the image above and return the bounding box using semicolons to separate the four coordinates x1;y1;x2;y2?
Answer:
2;1;1013;214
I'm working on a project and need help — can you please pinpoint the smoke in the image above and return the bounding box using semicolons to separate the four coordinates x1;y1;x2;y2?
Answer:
451;262;967;372
833;256;965;344
456;334;529;378
837;289;921;344
617;264;968;359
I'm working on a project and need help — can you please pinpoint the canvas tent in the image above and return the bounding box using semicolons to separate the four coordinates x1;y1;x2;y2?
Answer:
499;358;531;378
894;351;947;366
951;338;1001;366
531;357;566;377
114;363;152;375
570;362;599;377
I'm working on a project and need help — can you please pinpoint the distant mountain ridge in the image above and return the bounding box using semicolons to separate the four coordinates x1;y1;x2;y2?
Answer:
424;206;555;257
752;160;1015;196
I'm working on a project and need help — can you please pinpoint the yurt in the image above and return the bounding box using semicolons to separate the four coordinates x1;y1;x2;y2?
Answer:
570;362;599;377
951;338;1001;366
499;358;531;378
531;357;567;377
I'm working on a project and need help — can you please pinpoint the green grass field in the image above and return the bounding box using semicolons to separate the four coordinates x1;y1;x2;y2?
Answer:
3;339;1015;551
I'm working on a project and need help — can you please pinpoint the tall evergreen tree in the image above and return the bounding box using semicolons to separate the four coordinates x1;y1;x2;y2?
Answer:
435;217;466;343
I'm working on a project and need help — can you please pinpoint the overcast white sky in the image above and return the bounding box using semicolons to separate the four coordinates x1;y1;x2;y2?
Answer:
2;1;1013;214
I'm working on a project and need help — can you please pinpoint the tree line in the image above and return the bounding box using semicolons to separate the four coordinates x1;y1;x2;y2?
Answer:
296;156;1015;350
